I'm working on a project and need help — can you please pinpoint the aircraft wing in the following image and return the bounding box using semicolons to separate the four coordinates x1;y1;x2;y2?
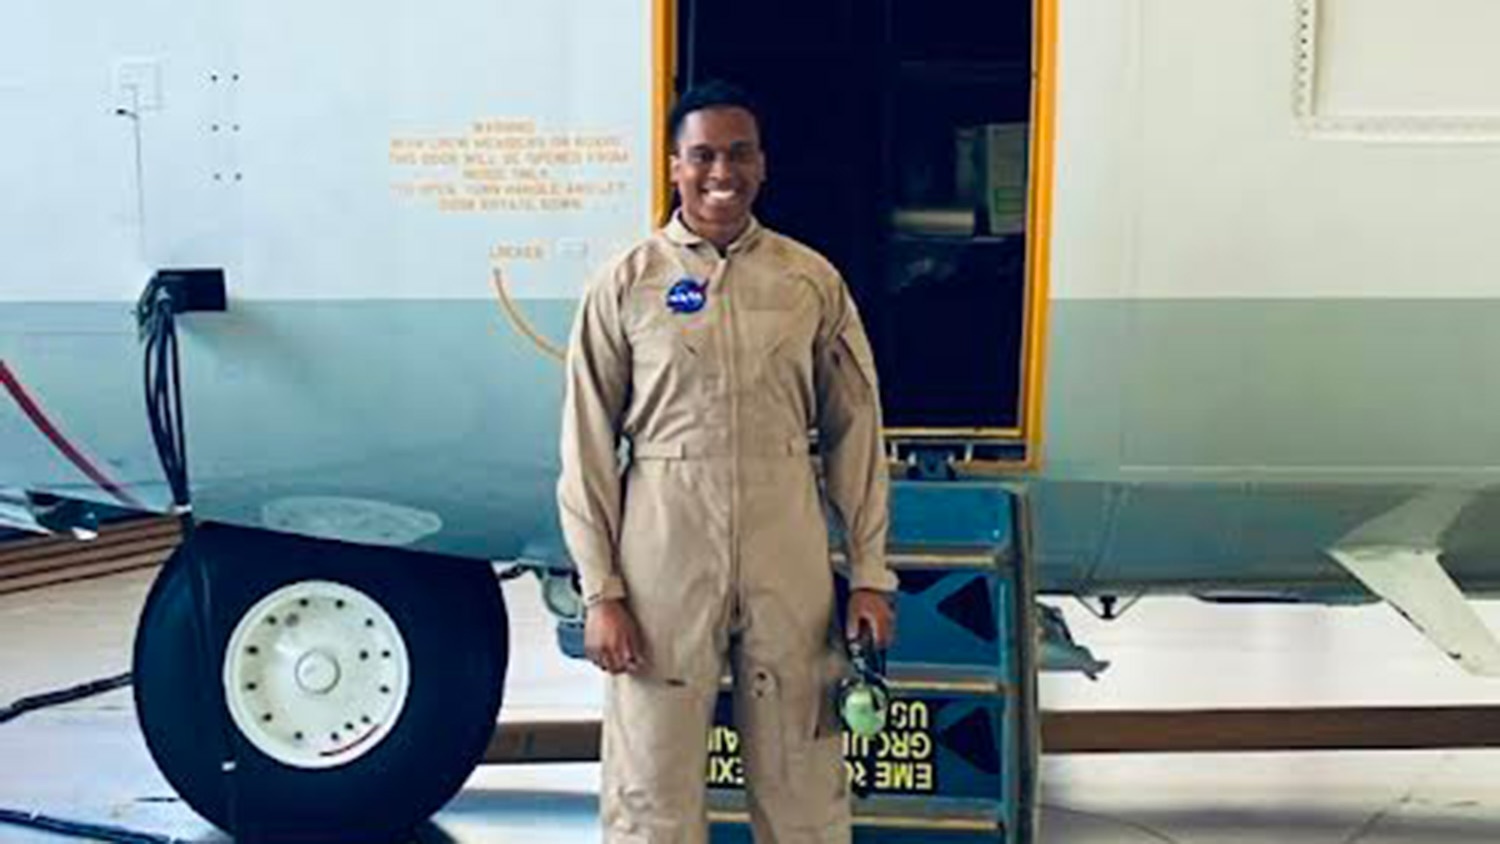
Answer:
1327;488;1500;677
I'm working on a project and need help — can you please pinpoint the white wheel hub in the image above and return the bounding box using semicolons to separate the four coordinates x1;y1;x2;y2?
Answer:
223;580;410;769
295;650;340;694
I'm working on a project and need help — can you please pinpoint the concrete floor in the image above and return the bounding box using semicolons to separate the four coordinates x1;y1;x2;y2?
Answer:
4;566;1500;842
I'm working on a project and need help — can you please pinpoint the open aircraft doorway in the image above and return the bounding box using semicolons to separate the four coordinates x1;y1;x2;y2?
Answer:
679;0;1053;470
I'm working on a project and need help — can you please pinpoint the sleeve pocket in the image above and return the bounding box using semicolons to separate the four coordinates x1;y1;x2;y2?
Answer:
833;330;878;408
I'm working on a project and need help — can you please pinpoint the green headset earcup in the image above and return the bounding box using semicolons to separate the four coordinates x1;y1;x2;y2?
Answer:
841;682;889;738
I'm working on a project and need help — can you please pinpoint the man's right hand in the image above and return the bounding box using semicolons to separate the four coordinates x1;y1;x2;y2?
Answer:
584;599;647;674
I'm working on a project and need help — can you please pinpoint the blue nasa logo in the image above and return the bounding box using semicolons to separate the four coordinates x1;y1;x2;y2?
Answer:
666;278;707;314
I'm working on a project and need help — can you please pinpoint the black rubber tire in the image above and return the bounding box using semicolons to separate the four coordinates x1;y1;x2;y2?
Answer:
133;522;508;843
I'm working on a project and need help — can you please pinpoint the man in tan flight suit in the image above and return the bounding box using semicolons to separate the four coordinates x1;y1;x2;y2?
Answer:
558;81;897;844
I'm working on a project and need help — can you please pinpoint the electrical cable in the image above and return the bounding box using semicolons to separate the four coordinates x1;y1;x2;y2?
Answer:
0;672;132;726
0;361;146;509
0;809;185;844
138;285;191;509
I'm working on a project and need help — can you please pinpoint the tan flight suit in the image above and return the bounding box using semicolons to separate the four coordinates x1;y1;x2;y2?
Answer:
558;213;897;844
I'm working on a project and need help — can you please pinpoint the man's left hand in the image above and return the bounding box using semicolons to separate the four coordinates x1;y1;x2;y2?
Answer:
846;589;896;651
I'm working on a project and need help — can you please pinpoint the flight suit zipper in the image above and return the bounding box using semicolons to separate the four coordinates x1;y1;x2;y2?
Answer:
715;254;740;623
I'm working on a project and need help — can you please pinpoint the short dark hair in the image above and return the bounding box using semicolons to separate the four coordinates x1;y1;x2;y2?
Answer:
668;80;762;147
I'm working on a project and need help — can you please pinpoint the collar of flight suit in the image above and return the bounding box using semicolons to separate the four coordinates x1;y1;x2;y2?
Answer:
663;209;765;255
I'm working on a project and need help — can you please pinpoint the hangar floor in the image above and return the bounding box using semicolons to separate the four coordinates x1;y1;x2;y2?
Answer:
4;555;1500;842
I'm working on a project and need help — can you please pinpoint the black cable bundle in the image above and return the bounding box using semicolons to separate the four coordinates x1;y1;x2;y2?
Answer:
136;280;192;511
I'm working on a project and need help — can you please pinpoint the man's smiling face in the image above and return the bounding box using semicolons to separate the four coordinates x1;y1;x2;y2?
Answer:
671;106;765;244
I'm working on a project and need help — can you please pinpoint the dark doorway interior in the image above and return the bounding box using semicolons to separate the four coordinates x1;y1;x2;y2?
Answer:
679;0;1034;433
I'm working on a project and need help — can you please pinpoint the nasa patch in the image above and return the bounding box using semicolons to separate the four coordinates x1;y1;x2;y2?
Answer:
666;278;708;314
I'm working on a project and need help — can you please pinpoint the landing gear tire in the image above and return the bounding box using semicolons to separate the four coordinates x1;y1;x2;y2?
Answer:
133;522;508;843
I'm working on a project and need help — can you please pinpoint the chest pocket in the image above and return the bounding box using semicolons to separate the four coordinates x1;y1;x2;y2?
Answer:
735;275;818;373
739;305;824;396
738;306;798;359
